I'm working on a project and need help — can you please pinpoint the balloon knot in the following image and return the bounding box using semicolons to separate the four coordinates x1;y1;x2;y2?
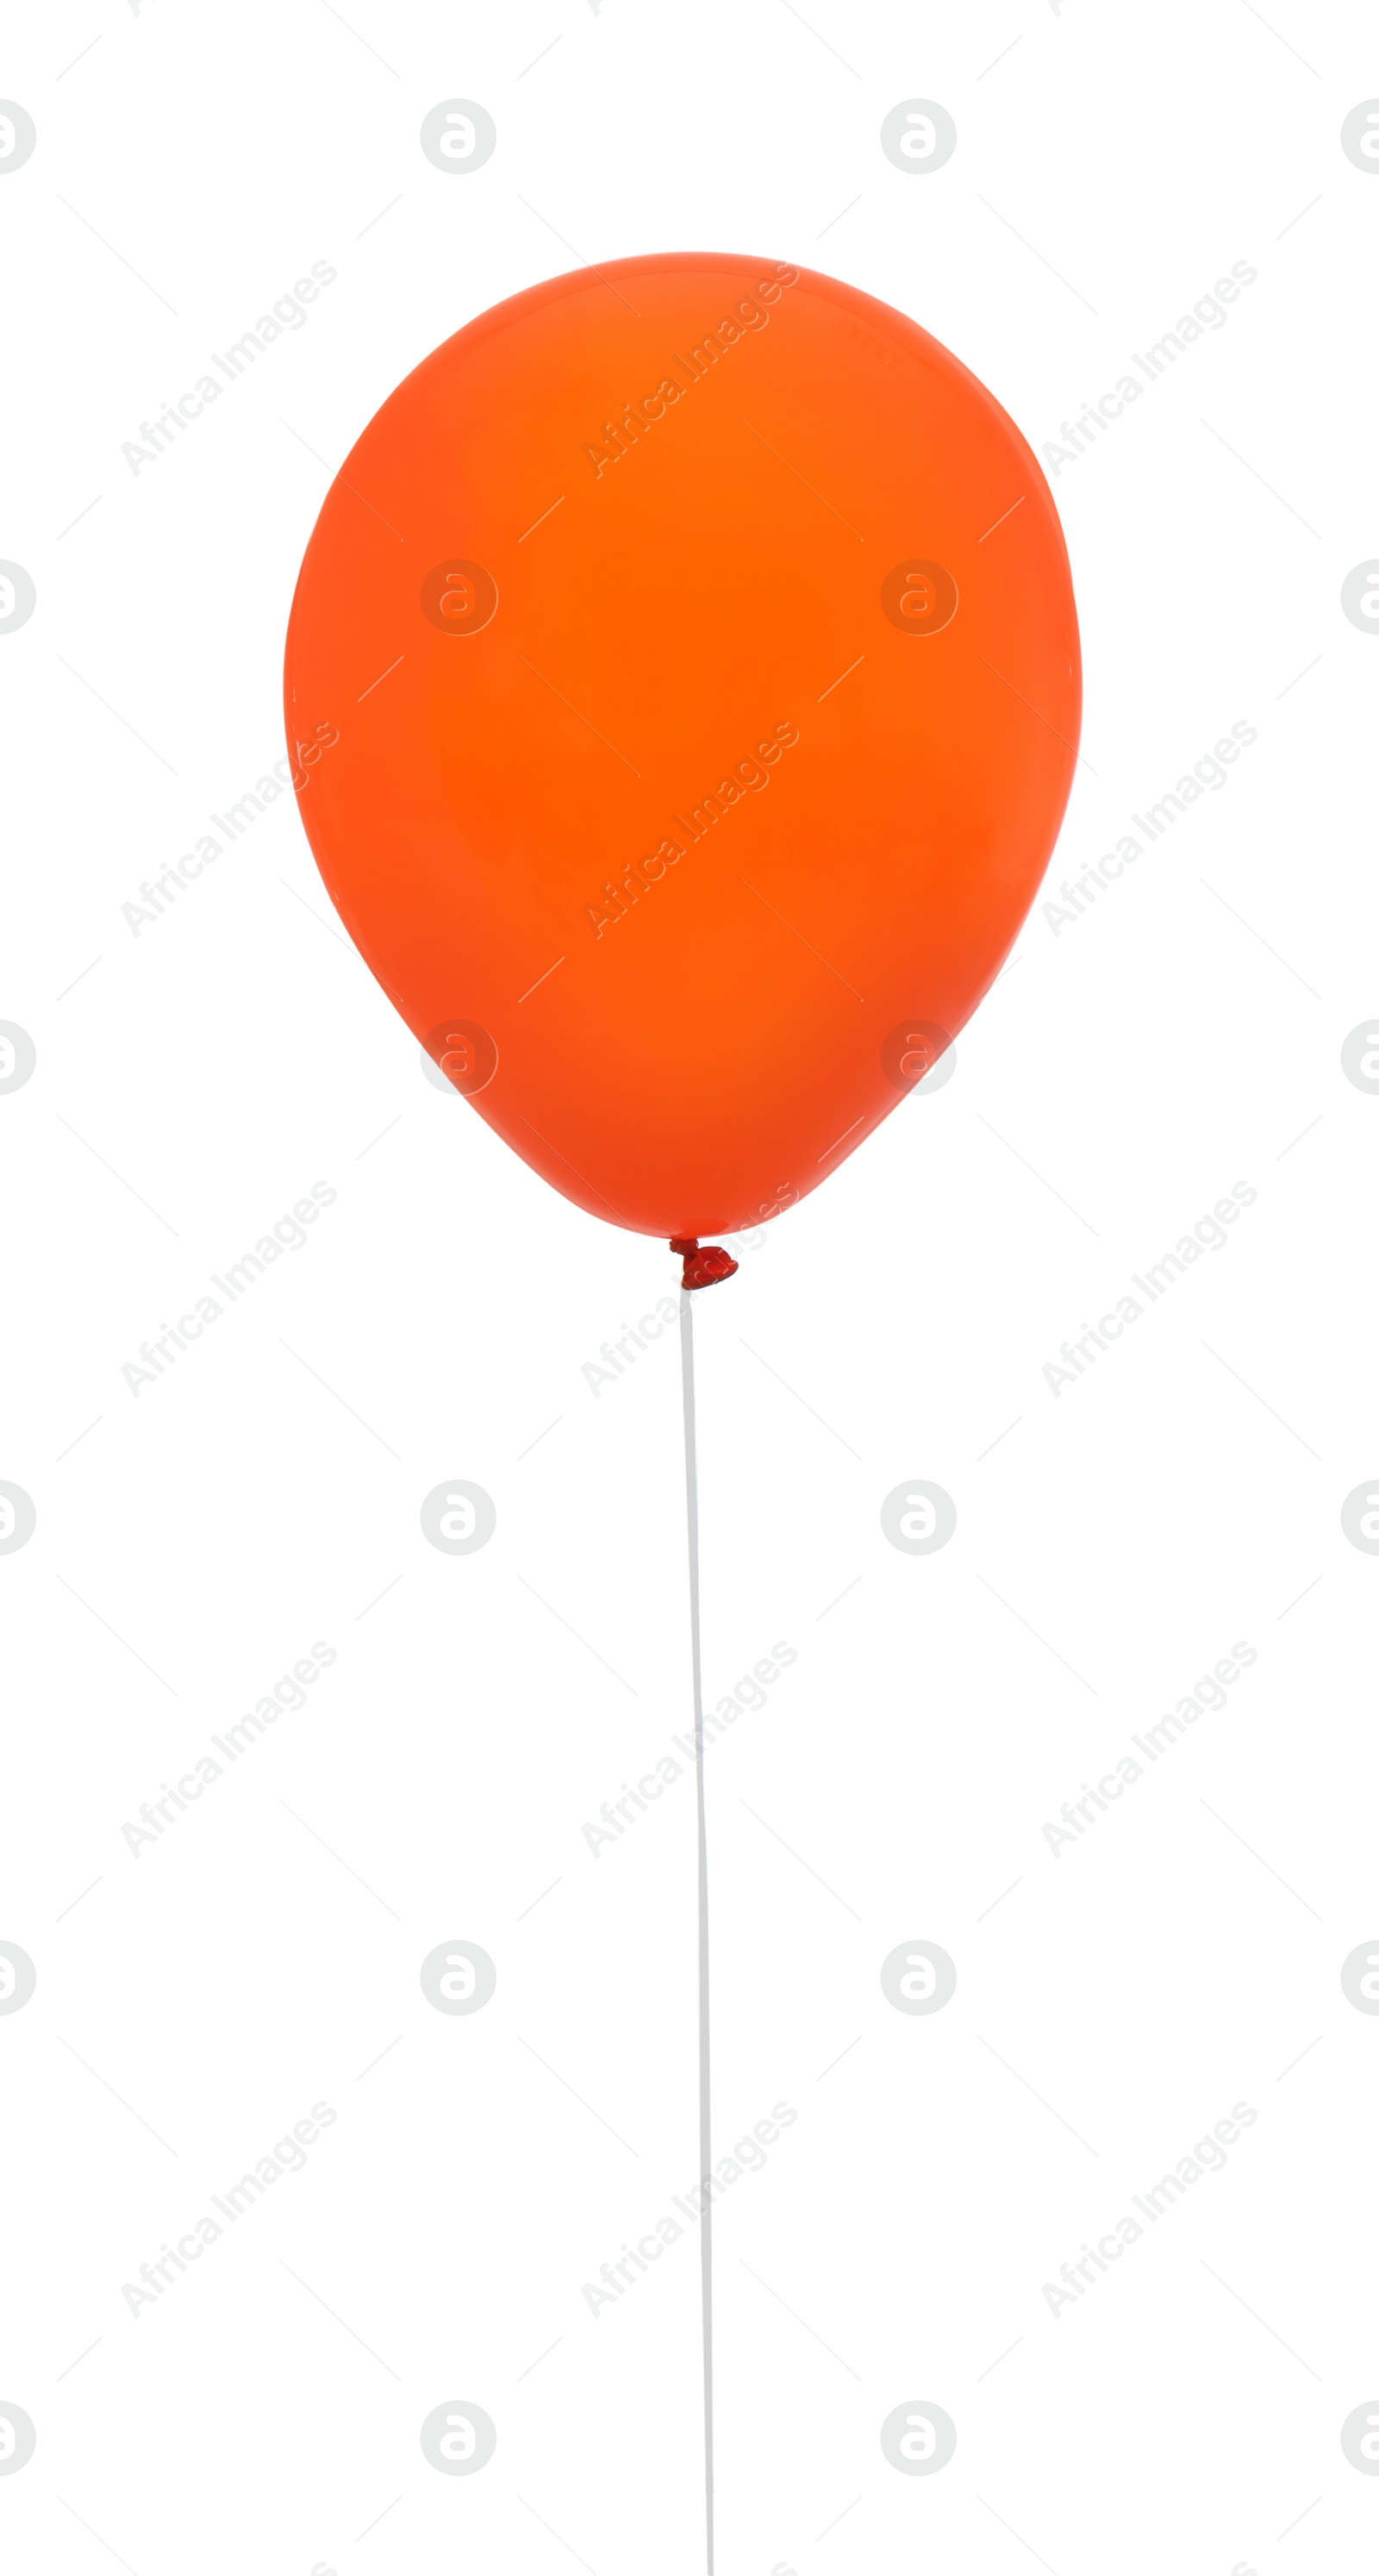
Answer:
670;1237;739;1291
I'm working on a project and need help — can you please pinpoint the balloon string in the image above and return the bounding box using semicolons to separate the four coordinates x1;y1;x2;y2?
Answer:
679;1287;714;2576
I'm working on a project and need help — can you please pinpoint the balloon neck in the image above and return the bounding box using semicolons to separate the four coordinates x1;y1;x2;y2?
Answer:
670;1237;739;1292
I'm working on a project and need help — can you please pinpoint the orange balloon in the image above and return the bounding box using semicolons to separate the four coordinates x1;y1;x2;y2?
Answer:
284;253;1080;1241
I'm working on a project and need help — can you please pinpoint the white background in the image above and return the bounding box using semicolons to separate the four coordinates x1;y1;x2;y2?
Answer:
3;3;1378;2572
